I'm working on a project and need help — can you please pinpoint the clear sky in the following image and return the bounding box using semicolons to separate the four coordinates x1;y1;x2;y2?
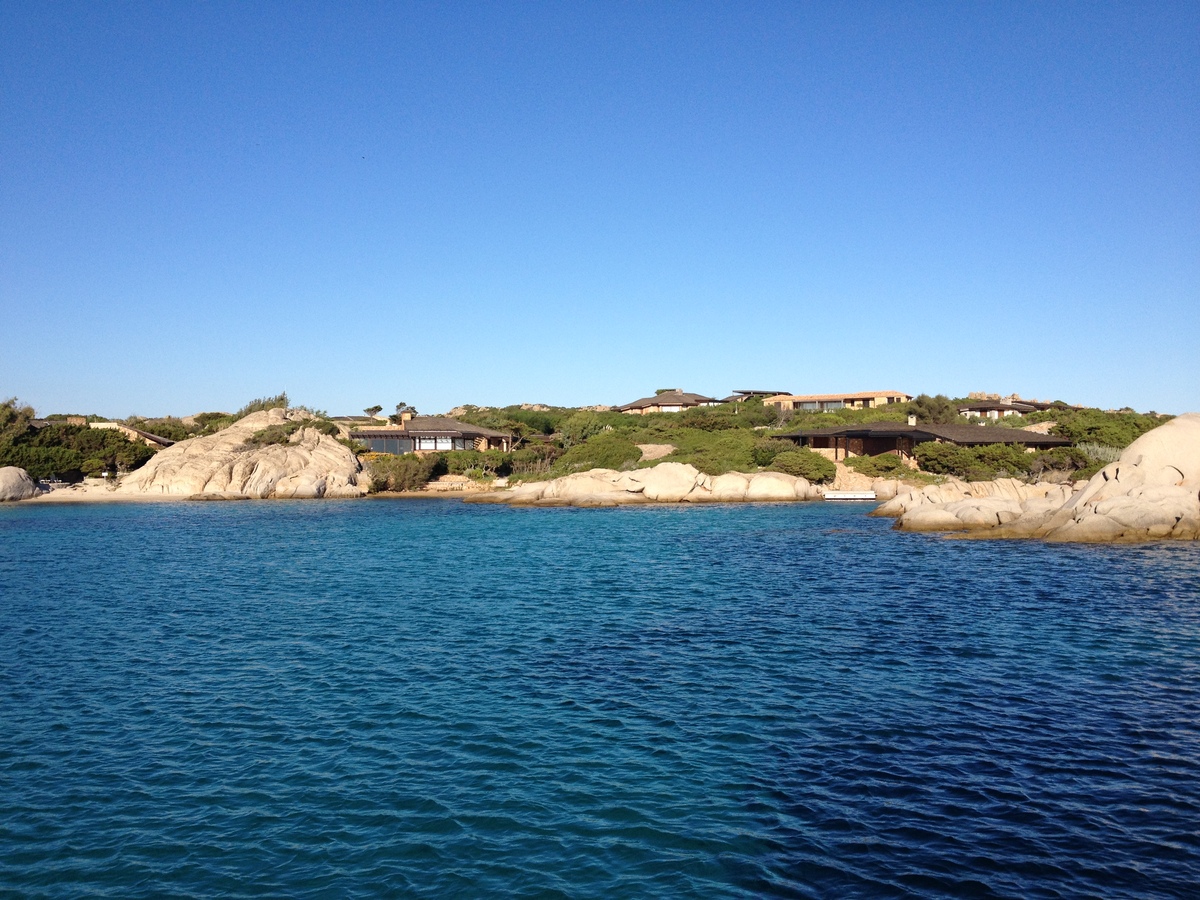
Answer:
2;1;1197;417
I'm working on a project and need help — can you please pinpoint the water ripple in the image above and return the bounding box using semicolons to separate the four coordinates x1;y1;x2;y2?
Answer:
1;500;1199;897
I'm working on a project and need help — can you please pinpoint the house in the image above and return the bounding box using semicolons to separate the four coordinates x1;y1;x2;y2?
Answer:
617;389;720;415
958;399;1040;420
720;389;792;403
775;421;1071;461
763;391;912;412
349;412;512;455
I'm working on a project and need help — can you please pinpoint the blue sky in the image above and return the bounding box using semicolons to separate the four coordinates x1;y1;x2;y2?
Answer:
2;1;1196;417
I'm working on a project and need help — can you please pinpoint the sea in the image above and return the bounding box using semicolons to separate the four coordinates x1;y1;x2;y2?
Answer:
1;499;1198;898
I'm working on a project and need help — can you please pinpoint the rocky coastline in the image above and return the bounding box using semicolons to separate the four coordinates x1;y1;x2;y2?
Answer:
5;409;1198;544
873;413;1200;542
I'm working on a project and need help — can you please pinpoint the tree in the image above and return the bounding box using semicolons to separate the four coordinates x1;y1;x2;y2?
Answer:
389;401;418;424
364;405;383;418
908;394;960;425
0;398;35;440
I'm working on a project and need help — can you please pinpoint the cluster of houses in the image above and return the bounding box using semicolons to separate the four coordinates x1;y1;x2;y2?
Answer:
338;387;1075;464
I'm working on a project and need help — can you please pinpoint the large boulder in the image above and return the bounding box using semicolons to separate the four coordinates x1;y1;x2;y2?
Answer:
615;463;705;502
746;472;802;502
471;461;827;506
118;409;368;499
706;473;750;502
0;467;40;502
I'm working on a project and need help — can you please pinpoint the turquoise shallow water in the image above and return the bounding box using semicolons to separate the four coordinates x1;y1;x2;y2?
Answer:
1;499;1199;898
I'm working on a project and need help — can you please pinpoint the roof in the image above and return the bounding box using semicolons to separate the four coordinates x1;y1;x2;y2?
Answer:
617;390;719;411
958;400;1039;413
775;421;1071;447
349;416;512;439
721;389;791;402
767;390;912;402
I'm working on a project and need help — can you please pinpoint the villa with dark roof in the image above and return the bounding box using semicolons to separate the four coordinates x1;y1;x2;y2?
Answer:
350;413;512;455
617;389;720;415
776;421;1071;461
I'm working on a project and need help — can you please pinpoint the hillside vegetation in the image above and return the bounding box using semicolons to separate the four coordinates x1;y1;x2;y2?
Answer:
368;396;1172;490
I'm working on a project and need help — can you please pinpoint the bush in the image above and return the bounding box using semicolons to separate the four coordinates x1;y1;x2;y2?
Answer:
125;417;192;442
843;454;911;477
1044;408;1166;448
552;432;641;474
0;422;155;481
510;444;562;477
243;418;339;447
750;438;794;467
559;411;608;447
235;393;289;418
1029;446;1090;476
365;453;447;492
770;449;836;483
915;442;1034;481
443;450;512;477
1077;442;1122;464
906;394;962;425
655;429;759;474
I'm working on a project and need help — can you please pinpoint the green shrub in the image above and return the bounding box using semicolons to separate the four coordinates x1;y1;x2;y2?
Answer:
510;444;562;476
552;432;641;474
1043;408;1166;448
124;417;192;442
1077;441;1122;464
844;454;911;477
0;421;154;481
750;438;794;467
655;429;759;474
243;418;339;447
906;394;963;425
559;411;608;447
1029;446;1090;476
770;449;836;483
235;392;289;418
365;453;447;492
915;442;1034;481
443;450;513;477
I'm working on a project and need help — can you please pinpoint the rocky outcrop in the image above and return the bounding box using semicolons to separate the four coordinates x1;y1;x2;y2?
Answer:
465;462;823;507
0;467;40;502
877;414;1200;542
118;409;367;499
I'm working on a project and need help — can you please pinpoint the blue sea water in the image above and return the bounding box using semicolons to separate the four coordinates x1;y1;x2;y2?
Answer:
1;499;1199;898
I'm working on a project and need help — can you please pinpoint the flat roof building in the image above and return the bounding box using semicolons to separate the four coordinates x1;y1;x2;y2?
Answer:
775;421;1070;461
764;391;912;412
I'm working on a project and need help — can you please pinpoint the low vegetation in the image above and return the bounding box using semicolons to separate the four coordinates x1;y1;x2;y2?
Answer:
842;454;912;478
364;453;447;492
552;432;642;474
914;442;1092;482
243;417;340;447
0;398;154;481
358;397;1171;490
770;450;837;483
